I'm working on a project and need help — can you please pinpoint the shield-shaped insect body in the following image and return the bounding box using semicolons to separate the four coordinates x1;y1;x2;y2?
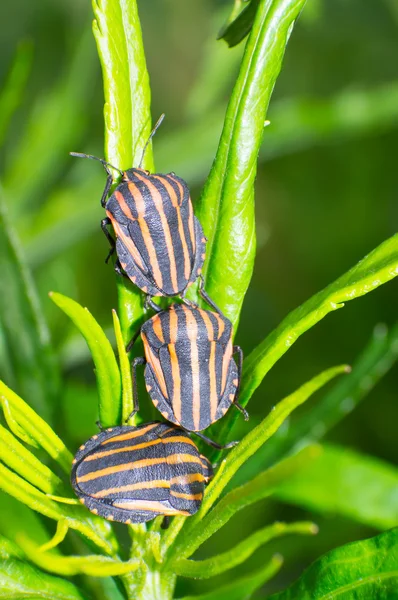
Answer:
71;422;213;524
105;167;206;297
132;304;247;441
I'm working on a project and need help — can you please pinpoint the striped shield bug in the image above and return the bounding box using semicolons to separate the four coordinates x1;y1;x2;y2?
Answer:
71;422;213;524
70;115;217;312
129;304;249;449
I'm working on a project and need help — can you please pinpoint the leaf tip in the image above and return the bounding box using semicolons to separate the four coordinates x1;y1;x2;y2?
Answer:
344;365;352;374
272;553;284;567
310;523;319;535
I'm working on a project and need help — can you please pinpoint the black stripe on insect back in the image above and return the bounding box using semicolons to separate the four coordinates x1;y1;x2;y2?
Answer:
132;173;179;295
173;306;195;430
192;308;212;431
145;174;190;293
125;178;173;290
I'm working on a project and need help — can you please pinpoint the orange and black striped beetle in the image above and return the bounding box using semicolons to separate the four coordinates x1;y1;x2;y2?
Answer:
71;421;213;524
71;116;217;312
129;304;249;449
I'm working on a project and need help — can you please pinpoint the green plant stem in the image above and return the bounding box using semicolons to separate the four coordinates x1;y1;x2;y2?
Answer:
93;0;153;344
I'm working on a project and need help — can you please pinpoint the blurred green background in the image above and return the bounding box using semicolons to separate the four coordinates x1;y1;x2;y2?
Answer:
0;0;397;596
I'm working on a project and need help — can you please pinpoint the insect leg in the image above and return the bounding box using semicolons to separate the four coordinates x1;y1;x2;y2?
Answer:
161;516;170;530
114;259;131;280
128;356;146;422
126;328;141;353
198;275;222;313
191;429;239;450
145;295;162;313
101;217;116;263
100;173;114;208
232;345;249;421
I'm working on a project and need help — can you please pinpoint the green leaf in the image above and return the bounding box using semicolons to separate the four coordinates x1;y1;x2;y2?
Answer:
112;309;135;425
241;234;398;407
20;537;140;577
269;528;398;600
155;82;398;188
0;193;59;422
0;379;73;474
219;0;261;47
0;463;118;556
0;558;86;599
201;366;347;518
0;40;33;147
0;535;24;560
194;0;306;330
165;445;321;561
0;493;53;549
176;554;283;600
0;423;63;495
174;521;317;579
274;444;398;531
49;292;122;428
92;0;153;342
258;322;398;469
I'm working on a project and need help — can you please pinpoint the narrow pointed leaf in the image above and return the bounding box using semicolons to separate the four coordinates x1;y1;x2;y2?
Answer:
177;554;283;600
0;558;86;599
220;0;261;47
0;535;24;560
166;445;321;560
0;423;63;495
0;379;72;473
50;292;122;428
269;528;398;600
174;521;316;579
0;193;59;422
201;366;347;517
0;493;53;549
92;0;153;341
258;322;398;469
112;309;135;425
274;444;398;530
194;0;306;329
0;463;118;556
20;538;140;577
39;520;69;552
241;234;398;407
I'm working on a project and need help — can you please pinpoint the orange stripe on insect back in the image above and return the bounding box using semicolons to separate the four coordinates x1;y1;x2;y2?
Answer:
101;423;158;445
170;490;203;500
181;305;201;430
167;453;203;466
142;332;168;399
221;339;233;395
151;315;165;344
209;341;218;421
113;499;189;516
76;457;168;483
155;175;191;282
170;472;204;485
114;190;135;221
107;212;146;272
92;479;170;498
127;181;163;288
215;313;225;340
85;434;196;461
199;309;214;342
168;344;181;423
133;173;179;293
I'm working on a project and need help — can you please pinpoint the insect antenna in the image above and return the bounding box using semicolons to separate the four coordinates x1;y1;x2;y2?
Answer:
138;113;165;169
69;152;124;178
